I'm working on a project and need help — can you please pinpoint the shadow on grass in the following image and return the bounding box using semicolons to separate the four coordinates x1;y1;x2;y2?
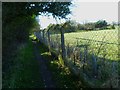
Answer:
37;41;86;88
2;40;44;88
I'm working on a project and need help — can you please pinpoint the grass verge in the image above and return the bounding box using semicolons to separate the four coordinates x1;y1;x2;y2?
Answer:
2;40;44;88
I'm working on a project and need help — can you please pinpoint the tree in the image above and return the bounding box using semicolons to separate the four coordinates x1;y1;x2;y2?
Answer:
77;24;85;30
95;20;107;29
60;20;78;33
3;2;72;75
3;2;72;44
84;22;95;30
3;2;72;24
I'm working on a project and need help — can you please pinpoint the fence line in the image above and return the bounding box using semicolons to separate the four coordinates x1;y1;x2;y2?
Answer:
34;29;118;88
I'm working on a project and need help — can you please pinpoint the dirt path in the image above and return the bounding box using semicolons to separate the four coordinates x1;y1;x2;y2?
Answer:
33;41;56;88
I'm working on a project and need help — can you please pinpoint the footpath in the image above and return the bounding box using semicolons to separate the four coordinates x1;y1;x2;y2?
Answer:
33;41;56;88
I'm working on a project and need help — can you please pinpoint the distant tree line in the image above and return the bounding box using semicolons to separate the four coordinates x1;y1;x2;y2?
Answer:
46;20;116;33
78;20;116;31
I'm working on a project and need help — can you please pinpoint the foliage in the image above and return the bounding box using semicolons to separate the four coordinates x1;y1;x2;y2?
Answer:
63;20;78;33
95;20;108;29
37;41;85;88
46;20;115;33
3;2;71;78
2;40;44;88
2;2;71;43
77;24;85;30
84;23;96;30
2;2;72;89
46;20;78;33
77;20;108;31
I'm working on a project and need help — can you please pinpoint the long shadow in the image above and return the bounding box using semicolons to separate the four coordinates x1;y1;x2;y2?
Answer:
65;44;118;88
33;40;56;88
35;40;86;88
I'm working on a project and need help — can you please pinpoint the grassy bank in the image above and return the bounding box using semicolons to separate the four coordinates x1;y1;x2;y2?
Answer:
37;41;86;88
2;40;43;88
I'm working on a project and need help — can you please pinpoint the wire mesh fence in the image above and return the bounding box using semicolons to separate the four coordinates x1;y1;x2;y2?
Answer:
34;27;119;88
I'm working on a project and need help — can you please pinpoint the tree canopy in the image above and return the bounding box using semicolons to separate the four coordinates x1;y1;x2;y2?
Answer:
95;20;107;29
3;2;72;25
2;2;72;70
3;2;72;43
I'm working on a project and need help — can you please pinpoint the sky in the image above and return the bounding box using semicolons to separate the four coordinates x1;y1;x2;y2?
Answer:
37;0;118;29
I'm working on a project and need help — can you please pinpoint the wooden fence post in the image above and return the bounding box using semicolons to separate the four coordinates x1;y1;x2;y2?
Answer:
39;30;42;39
60;28;66;60
47;29;51;52
67;43;70;58
42;30;45;41
92;54;97;77
74;54;76;65
83;45;88;70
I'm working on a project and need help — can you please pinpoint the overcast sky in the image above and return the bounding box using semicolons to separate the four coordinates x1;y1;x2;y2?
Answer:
37;0;118;29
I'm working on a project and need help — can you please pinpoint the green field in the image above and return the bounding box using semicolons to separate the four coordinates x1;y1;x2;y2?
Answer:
50;29;119;61
64;29;118;61
64;29;118;45
39;29;119;87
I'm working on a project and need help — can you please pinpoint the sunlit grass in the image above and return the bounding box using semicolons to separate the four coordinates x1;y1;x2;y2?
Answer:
51;29;119;61
29;34;37;40
64;29;118;45
41;52;51;56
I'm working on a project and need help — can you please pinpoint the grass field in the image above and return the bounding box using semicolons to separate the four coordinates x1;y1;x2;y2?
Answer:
51;29;118;61
64;29;118;61
64;29;118;45
35;28;119;87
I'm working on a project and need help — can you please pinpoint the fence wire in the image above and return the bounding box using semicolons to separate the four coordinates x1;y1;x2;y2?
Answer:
34;28;119;88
